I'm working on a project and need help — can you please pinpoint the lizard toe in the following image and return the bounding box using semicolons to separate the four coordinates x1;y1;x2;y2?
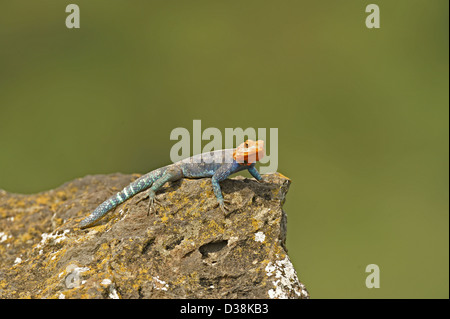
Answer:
219;202;230;215
147;196;163;216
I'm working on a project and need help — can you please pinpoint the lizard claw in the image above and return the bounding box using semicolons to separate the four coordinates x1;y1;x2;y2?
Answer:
147;196;162;216
220;203;228;215
219;200;231;215
256;176;265;183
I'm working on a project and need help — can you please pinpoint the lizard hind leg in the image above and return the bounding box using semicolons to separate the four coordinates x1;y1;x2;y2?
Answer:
146;166;183;216
146;189;162;216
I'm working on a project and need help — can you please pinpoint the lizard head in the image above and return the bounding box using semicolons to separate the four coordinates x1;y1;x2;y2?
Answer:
233;140;265;165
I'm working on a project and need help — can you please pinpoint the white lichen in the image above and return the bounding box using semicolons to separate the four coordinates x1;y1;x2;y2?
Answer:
100;278;119;299
101;279;112;286
13;257;22;265
108;286;120;299
254;231;266;243
265;255;307;299
0;232;9;243
64;264;90;289
36;229;70;250
152;276;169;291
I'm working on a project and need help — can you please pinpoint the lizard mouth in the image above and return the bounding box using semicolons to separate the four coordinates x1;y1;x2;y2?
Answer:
233;140;265;165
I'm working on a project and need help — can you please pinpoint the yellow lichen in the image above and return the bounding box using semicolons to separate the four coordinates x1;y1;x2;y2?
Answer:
35;195;51;205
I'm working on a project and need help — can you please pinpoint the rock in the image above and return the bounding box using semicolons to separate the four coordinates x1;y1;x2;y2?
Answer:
0;172;309;299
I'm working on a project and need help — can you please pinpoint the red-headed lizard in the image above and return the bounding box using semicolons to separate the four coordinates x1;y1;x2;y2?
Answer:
79;140;265;228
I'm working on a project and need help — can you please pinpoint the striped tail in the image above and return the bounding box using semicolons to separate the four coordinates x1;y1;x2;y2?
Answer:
79;171;162;228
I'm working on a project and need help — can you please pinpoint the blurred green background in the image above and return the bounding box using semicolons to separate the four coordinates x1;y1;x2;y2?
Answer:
0;1;448;298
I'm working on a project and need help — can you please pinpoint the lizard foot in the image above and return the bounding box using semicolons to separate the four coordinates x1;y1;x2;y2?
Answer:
256;176;266;183
147;196;162;216
218;200;232;215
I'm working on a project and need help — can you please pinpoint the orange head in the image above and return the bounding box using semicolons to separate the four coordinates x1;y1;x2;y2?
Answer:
233;140;265;165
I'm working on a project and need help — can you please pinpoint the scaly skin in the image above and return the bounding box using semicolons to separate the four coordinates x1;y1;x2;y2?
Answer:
79;140;265;228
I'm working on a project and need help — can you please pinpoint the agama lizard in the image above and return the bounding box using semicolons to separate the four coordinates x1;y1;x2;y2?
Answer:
79;140;265;228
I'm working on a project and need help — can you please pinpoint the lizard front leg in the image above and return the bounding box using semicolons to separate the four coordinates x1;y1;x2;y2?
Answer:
248;166;262;181
211;176;229;214
211;166;233;214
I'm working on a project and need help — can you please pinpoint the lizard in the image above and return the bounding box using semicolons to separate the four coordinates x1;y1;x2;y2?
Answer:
78;140;265;228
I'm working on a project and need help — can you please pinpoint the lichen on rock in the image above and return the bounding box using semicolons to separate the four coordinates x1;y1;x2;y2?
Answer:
0;172;308;299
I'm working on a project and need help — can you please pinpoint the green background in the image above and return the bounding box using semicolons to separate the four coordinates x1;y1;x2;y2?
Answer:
0;1;448;298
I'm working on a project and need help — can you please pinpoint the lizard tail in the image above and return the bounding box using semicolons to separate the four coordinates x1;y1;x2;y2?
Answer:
78;171;161;228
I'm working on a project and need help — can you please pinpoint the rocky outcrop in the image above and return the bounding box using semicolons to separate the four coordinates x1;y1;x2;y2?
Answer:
0;172;308;299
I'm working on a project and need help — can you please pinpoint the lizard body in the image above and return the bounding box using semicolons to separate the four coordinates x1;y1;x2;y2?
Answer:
79;140;265;228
